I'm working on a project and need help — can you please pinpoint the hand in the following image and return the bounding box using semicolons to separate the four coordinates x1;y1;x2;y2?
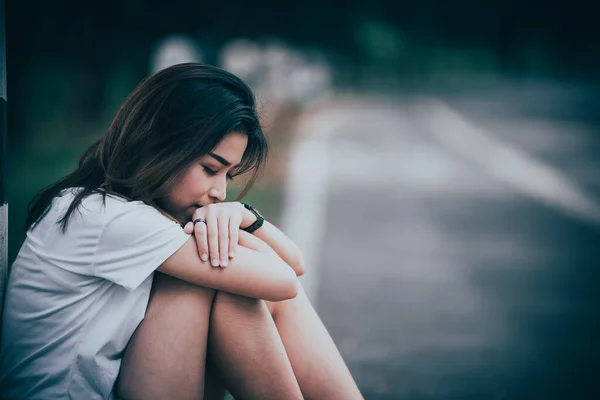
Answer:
183;202;247;268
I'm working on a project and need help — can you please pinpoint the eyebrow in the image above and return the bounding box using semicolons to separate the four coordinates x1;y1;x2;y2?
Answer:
208;152;239;168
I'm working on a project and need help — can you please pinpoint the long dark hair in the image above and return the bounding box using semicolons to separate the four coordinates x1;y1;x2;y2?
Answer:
26;63;268;231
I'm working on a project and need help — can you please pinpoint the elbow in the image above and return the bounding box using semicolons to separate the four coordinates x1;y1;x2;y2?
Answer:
293;262;305;277
281;278;299;301
290;248;306;277
266;265;298;301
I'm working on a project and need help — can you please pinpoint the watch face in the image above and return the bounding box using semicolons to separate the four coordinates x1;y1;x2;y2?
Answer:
252;206;264;219
244;203;263;219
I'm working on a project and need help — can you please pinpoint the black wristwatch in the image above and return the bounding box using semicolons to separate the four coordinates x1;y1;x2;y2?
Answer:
241;203;264;233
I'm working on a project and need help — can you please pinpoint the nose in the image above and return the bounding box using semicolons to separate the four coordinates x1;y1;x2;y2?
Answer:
209;184;227;202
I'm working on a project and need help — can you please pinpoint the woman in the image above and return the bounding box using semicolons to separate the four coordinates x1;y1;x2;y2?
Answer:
0;63;362;399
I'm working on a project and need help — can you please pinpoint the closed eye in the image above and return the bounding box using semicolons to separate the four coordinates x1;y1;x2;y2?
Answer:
204;166;235;182
203;167;217;176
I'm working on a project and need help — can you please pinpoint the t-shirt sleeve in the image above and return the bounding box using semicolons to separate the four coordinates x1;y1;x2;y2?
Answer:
92;201;190;291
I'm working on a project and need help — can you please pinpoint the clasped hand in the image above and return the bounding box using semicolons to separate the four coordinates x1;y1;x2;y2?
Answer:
182;202;255;267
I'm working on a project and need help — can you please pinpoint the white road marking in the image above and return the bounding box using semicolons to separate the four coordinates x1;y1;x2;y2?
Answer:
283;96;600;307
280;108;347;306
416;99;600;225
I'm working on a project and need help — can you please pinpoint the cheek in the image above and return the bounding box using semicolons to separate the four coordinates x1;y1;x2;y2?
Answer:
178;168;209;197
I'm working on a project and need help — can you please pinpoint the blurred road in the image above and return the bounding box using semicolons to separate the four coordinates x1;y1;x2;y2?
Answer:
290;81;600;399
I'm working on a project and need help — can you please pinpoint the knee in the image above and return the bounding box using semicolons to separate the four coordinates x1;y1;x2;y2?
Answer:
147;272;217;317
211;291;272;323
213;290;264;310
208;293;275;345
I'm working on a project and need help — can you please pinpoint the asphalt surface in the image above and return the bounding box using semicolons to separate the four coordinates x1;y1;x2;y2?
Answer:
308;81;600;399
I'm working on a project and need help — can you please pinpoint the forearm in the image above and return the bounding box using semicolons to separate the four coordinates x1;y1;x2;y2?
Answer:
243;214;306;276
158;238;298;302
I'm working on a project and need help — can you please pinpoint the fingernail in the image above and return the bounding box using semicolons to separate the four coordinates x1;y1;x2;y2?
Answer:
229;252;235;258
221;258;228;267
211;259;219;267
201;253;208;261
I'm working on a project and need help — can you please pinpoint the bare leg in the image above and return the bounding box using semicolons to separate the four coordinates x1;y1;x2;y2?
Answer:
115;273;302;400
116;273;216;399
208;292;303;400
266;282;364;400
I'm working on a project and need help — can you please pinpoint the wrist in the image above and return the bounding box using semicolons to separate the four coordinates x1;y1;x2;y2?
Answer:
240;202;265;233
241;207;258;229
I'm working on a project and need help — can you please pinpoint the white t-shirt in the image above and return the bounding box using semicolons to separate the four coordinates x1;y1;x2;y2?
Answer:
0;188;190;399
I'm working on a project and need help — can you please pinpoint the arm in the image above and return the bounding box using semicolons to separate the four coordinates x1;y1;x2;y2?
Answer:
187;202;306;275
157;230;298;302
242;210;306;276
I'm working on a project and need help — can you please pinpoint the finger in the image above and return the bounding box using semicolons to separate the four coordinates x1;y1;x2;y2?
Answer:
228;216;240;260
218;214;230;267
193;218;209;262
206;212;220;267
183;221;194;235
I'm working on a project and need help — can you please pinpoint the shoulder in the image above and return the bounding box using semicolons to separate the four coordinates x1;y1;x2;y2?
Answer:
58;188;154;215
51;188;177;231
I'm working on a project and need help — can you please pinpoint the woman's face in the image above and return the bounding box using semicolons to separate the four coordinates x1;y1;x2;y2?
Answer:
164;132;248;223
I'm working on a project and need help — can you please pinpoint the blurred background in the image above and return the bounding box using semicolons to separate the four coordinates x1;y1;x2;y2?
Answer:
5;0;600;398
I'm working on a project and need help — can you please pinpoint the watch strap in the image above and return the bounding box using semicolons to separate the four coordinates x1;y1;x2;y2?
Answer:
241;203;264;233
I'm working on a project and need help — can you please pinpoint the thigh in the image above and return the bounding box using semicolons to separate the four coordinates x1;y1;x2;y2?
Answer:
115;272;216;400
